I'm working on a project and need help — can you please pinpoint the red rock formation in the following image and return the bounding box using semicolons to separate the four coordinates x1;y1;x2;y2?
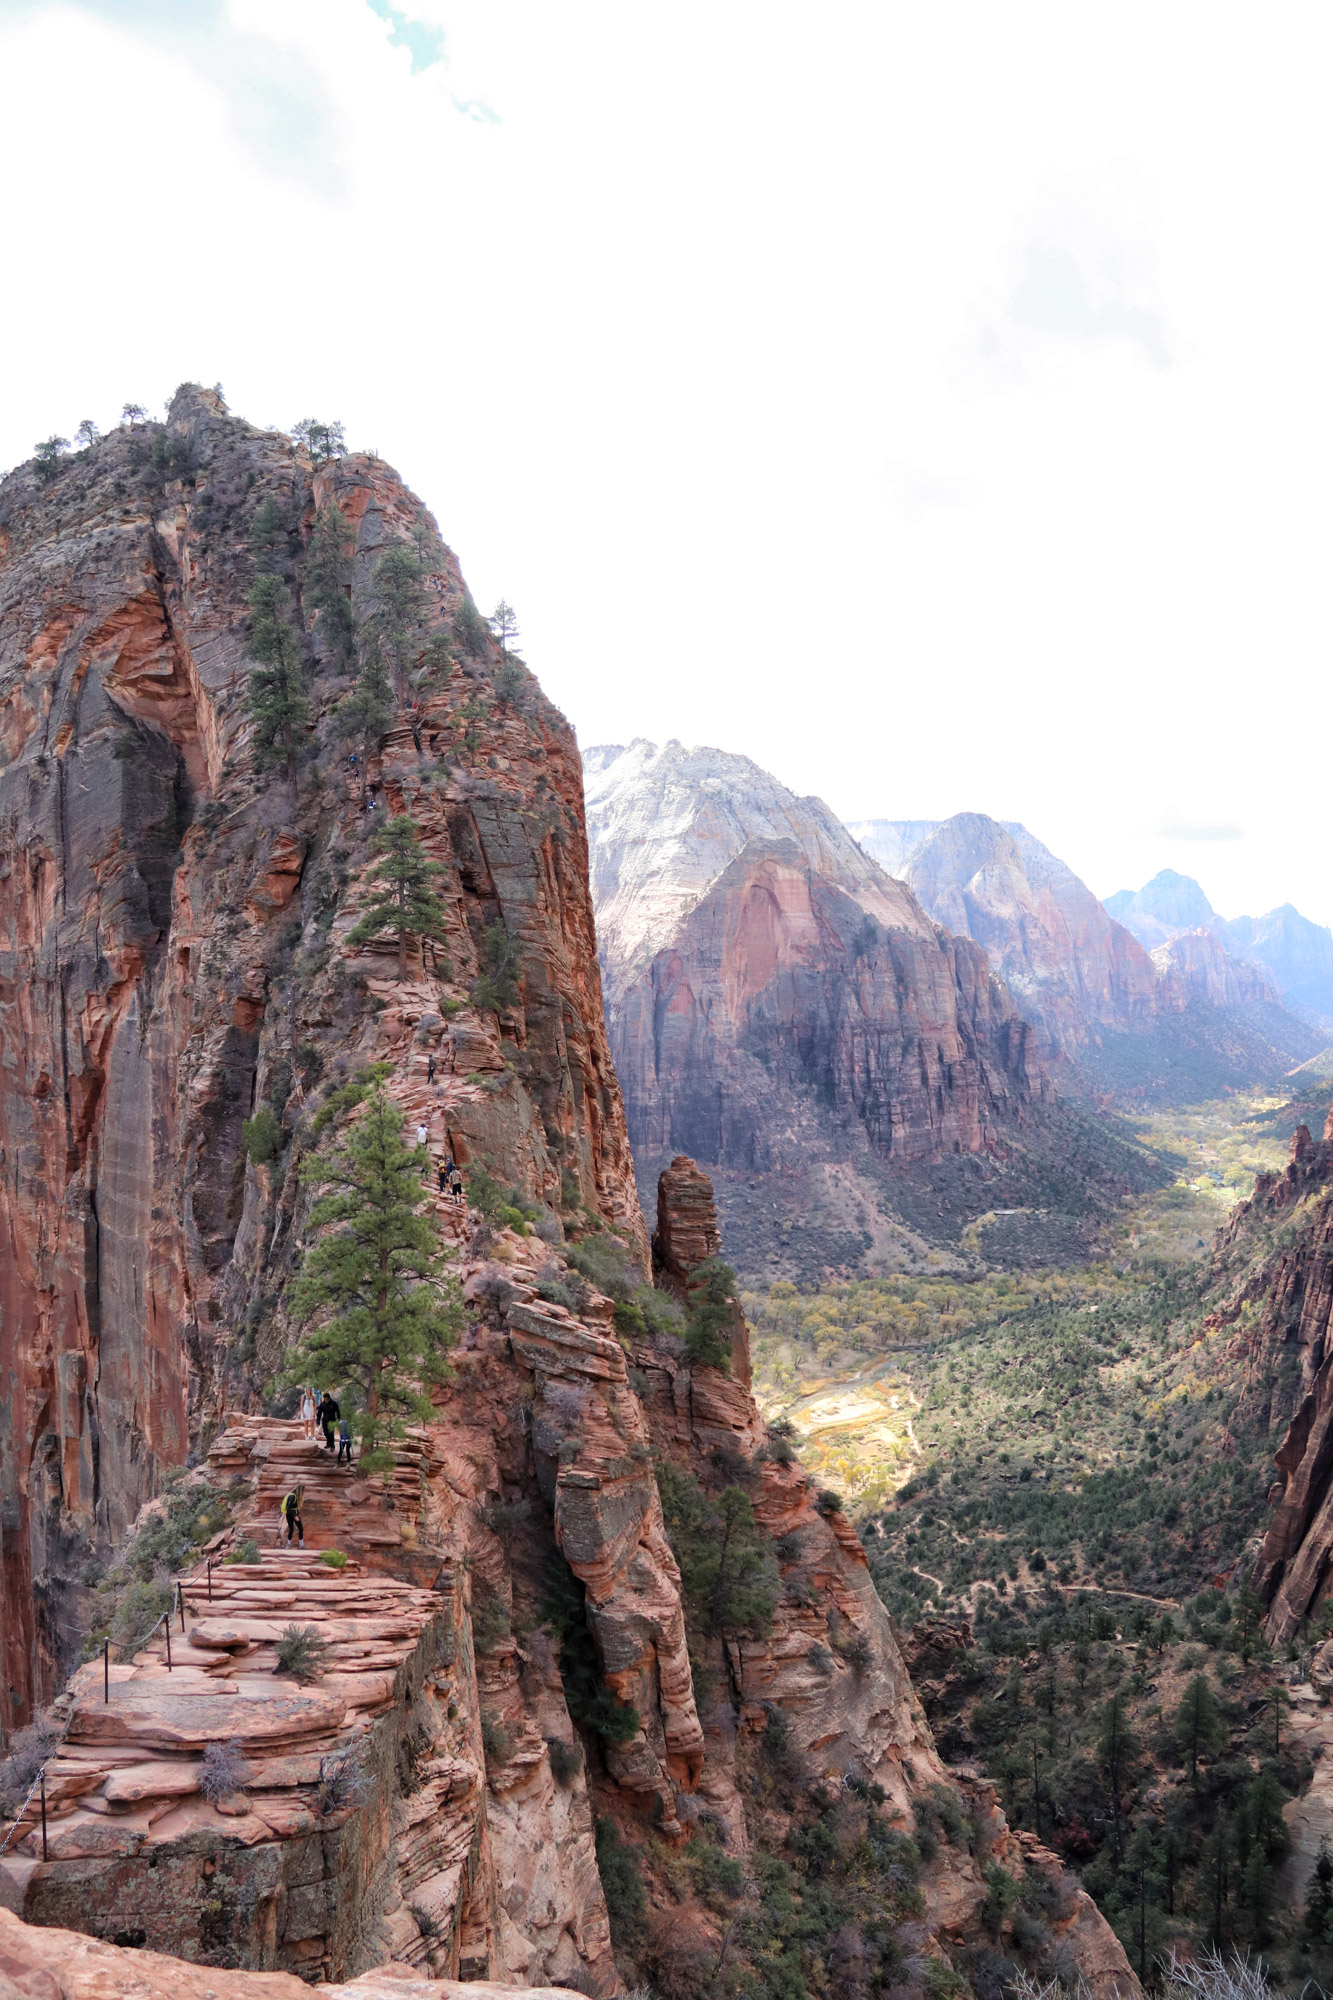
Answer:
1231;1112;1333;1640
609;839;1045;1173
0;389;638;1732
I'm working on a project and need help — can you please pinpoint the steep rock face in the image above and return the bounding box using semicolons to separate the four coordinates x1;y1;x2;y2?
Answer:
583;750;1052;1243
1224;904;1333;1028
1150;926;1282;1011
1104;868;1215;948
855;818;1324;1097
584;738;933;991
0;390;639;1732
894;812;1159;1060
608;836;1043;1171
622;1160;1138;1998
1225;1115;1333;1641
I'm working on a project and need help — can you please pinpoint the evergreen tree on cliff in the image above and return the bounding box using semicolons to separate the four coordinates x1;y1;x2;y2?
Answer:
370;544;430;697
286;1090;461;1465
244;575;308;784
305;503;356;669
347;813;450;980
336;641;393;801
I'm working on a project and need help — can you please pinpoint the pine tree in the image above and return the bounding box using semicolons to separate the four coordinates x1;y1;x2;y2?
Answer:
684;1257;740;1371
346;814;450;981
291;418;346;463
305;503;355;669
452;593;489;659
1176;1671;1226;1781
250;495;285;567
489;599;520;663
470;921;521;1014
1305;1838;1333;1942
336;643;393;800
370;545;429;696
286;1089;461;1463
1097;1691;1137;1860
244;575;308;783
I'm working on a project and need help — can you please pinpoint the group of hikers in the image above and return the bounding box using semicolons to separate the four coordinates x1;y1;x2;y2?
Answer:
281;1388;352;1546
414;1121;466;1207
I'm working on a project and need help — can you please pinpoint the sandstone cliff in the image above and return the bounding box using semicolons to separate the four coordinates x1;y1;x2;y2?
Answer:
585;748;1160;1279
1216;1114;1333;1642
0;389;639;1735
853;816;1323;1099
0;397;1136;2000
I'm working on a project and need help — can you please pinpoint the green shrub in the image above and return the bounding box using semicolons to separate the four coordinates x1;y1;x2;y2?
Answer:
225;1538;260;1566
547;1737;582;1786
540;1555;642;1745
318;1549;349;1569
655;1460;776;1639
481;1712;513;1765
594;1816;646;1948
242;1106;282;1164
275;1624;331;1681
111;1580;173;1653
472;1596;511;1653
684;1257;739;1371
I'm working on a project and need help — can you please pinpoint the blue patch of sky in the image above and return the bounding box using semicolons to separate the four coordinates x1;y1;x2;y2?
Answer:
365;0;445;74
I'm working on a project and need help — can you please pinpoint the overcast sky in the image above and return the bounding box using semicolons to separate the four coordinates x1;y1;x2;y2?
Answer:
2;2;1330;924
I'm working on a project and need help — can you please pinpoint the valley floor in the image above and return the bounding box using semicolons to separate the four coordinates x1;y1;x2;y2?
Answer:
751;1092;1333;1988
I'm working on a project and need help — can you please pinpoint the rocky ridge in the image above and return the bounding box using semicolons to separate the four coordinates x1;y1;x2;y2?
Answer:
584;748;1162;1279
0;388;639;1734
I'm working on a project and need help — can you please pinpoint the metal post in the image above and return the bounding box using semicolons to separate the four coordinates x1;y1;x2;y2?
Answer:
207;1558;213;1603
103;1639;109;1703
40;1771;47;1861
164;1613;172;1672
178;1582;185;1632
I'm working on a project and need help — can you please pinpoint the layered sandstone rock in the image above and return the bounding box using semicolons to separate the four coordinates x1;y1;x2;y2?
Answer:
0;1908;583;2000
0;389;638;1731
1232;1114;1333;1641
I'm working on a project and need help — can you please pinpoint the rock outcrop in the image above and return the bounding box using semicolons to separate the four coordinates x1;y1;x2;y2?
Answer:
0;399;1136;2000
854;817;1324;1097
584;748;1168;1278
1108;871;1333;1029
0;390;639;1734
1226;1113;1333;1641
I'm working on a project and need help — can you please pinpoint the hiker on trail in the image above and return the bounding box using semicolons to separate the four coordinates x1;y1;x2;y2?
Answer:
437;1160;448;1195
426;1054;436;1084
337;1417;353;1465
448;1161;464;1208
318;1390;340;1453
283;1484;305;1545
300;1387;316;1440
416;1122;428;1146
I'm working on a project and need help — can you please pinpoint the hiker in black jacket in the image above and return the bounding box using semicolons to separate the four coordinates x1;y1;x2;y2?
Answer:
318;1390;340;1453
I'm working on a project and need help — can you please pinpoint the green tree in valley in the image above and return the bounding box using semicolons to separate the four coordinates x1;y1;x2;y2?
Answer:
286;1089;461;1465
305;503;356;669
1176;1671;1226;1782
1097;1691;1137;1860
346;814;450;981
684;1257;741;1371
471;921;521;1015
335;643;393;801
244;575;308;784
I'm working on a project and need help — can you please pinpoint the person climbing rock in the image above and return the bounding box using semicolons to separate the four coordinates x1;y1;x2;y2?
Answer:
337;1416;354;1465
282;1484;305;1545
426;1053;436;1084
318;1389;340;1453
437;1160;448;1195
448;1160;464;1208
